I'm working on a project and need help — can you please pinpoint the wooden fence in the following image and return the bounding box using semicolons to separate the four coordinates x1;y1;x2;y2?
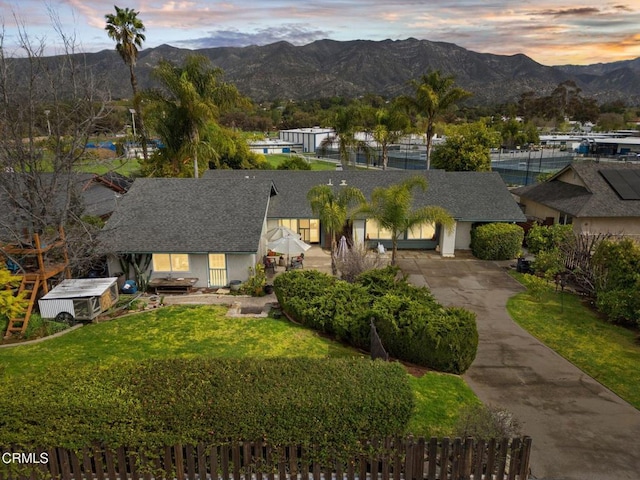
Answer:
0;436;532;480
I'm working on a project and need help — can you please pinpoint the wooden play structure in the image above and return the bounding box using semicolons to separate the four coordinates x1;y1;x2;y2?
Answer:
2;226;71;338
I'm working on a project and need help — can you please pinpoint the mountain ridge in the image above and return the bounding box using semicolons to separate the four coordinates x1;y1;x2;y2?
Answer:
33;38;640;105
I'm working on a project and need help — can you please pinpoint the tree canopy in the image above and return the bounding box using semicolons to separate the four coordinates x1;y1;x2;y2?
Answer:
143;55;250;177
398;71;472;170
431;121;500;172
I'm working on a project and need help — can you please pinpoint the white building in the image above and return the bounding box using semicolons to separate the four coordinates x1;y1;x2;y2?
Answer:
279;128;335;153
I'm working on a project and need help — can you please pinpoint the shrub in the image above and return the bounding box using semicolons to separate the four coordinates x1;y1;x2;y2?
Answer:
0;357;413;450
371;294;478;374
336;242;386;283
275;267;478;373
454;404;522;441
277;155;311;170
471;223;524;260
355;265;407;297
532;248;564;280
526;223;573;255
241;263;267;296
274;270;336;322
591;238;640;327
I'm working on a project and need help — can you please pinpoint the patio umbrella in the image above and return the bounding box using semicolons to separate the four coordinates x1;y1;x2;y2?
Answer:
266;234;311;265
265;225;300;242
336;235;348;260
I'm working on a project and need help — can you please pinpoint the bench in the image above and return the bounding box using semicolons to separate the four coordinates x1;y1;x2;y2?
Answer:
148;277;198;295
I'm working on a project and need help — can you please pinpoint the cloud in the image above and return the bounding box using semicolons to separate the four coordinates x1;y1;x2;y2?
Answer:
536;7;601;17
179;24;332;49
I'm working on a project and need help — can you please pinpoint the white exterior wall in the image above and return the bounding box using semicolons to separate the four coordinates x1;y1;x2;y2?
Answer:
439;222;457;257
455;222;473;250
279;129;334;153
353;219;366;245
227;253;257;284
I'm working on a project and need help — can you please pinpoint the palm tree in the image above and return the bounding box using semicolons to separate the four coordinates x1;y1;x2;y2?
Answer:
148;54;247;178
105;5;149;160
371;104;410;170
320;105;371;168
307;184;365;275
398;71;472;170
356;176;454;265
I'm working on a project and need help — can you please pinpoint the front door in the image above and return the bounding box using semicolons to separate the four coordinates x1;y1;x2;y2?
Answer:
208;254;228;287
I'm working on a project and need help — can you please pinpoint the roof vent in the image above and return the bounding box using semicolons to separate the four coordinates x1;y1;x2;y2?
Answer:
327;179;333;186
340;179;347;186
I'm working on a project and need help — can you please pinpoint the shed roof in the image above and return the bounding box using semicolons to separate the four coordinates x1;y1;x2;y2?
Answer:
41;277;118;299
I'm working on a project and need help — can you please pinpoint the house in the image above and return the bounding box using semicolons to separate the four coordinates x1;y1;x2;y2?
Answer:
512;161;640;240
101;178;276;288
102;170;525;287
0;172;131;241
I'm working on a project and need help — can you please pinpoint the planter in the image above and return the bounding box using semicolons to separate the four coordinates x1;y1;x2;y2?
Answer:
264;284;274;295
229;280;242;292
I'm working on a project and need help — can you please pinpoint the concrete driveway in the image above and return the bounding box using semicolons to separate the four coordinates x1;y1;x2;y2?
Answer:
396;251;640;480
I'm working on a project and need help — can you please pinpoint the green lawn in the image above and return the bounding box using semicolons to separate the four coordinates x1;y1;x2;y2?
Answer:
264;153;338;170
507;273;640;409
0;305;478;435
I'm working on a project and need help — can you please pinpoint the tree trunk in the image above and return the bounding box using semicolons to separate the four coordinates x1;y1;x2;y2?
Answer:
130;64;149;163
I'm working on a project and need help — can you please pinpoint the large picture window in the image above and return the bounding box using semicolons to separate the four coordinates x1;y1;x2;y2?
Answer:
365;219;393;240
152;253;190;272
407;222;436;240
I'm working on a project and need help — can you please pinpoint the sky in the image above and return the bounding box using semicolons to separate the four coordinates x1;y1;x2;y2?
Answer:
1;1;640;66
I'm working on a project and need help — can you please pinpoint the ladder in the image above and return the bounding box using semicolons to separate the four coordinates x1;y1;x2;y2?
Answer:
4;276;41;338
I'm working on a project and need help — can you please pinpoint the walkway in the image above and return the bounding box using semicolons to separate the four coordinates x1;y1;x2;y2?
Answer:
396;251;640;480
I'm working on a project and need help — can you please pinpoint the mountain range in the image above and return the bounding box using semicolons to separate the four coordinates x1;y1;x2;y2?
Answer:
58;38;640;106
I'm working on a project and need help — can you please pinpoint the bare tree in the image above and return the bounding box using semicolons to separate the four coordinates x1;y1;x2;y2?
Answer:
0;11;112;275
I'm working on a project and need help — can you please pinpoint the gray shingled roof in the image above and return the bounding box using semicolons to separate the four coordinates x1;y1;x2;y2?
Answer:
202;169;526;222
514;161;640;218
101;177;274;253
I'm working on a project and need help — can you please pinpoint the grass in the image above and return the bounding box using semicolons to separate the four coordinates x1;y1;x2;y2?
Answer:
507;272;640;409
0;304;478;436
264;153;338;170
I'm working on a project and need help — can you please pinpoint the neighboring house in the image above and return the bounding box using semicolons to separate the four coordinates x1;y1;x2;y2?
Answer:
101;170;524;288
0;172;130;241
512;161;640;240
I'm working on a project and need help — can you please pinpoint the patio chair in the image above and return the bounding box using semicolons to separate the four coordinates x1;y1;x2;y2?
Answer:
263;255;276;274
289;254;304;270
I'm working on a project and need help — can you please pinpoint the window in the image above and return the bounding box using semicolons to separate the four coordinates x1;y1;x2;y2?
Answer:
278;219;298;232
407;222;436;240
366;219;393;240
152;253;190;272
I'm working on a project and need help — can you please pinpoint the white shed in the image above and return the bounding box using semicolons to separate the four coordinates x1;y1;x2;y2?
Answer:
38;278;119;324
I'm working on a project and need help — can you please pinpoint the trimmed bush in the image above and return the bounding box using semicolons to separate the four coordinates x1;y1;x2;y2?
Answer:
371;294;478;374
0;357;413;449
471;223;524;260
275;267;478;374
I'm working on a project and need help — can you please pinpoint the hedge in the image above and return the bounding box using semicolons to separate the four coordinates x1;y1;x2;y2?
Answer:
371;295;478;373
471;223;524;260
0;357;413;449
275;268;478;374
